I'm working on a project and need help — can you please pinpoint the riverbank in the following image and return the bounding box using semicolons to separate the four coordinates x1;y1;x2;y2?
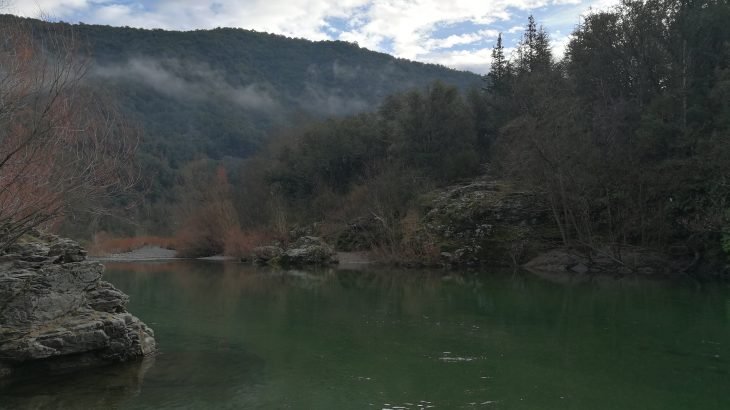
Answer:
86;171;729;277
91;243;375;270
90;245;178;261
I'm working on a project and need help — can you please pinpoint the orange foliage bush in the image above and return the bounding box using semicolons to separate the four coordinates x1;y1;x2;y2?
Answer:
88;232;176;256
173;164;243;258
223;229;277;259
174;200;239;258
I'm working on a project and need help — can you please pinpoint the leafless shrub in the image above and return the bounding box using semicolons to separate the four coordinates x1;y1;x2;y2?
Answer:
0;17;139;250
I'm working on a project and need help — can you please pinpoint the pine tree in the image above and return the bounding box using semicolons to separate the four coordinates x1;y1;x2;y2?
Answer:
531;26;553;72
515;15;552;73
516;15;538;73
487;33;508;94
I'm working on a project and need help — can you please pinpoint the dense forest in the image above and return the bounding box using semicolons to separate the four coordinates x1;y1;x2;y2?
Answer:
168;0;729;266
0;15;479;236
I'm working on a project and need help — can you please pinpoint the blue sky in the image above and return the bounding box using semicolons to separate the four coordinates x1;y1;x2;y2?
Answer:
6;0;618;74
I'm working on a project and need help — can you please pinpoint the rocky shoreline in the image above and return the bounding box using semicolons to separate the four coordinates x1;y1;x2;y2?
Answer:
329;175;726;277
419;178;718;276
0;231;156;379
85;175;726;280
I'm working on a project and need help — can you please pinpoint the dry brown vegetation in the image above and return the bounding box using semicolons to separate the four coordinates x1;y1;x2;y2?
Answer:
0;17;138;250
223;229;280;259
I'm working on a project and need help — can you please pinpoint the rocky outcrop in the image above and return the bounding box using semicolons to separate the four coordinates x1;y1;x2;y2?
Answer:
252;245;284;265
280;236;339;266
0;231;155;378
420;178;560;266
418;176;696;275
252;236;338;267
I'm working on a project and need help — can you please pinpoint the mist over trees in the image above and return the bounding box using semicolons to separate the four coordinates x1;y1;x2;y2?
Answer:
0;16;478;236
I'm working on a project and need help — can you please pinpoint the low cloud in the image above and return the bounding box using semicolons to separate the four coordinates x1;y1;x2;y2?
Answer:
95;57;376;117
300;62;371;116
94;58;278;112
300;83;370;117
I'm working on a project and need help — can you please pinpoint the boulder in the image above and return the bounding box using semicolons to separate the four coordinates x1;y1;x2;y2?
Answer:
252;245;284;265
280;236;338;266
421;178;559;266
0;232;155;378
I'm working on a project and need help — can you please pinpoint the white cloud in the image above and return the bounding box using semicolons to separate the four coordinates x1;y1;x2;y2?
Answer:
5;0;621;73
336;0;550;59
424;29;499;50
506;25;524;33
423;47;494;74
4;0;91;18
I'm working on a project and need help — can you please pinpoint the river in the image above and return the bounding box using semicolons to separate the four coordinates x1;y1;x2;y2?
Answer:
1;261;728;409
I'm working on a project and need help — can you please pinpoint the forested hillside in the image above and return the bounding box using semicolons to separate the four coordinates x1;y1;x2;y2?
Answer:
76;22;479;159
0;15;479;234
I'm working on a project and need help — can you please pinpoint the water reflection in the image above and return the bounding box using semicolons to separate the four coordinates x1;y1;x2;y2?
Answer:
1;357;155;409
1;261;728;409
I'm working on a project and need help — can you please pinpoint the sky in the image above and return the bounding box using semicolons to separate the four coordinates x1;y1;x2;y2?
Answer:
5;0;618;74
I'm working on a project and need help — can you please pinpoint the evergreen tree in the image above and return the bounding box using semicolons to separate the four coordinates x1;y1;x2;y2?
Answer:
514;15;553;74
487;33;509;94
532;26;553;72
516;15;538;73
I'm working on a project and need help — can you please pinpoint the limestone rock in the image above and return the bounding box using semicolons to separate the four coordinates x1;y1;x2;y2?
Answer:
48;237;87;263
278;236;338;266
0;232;156;378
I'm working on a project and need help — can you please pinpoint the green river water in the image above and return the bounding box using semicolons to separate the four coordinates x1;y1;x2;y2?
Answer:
1;261;728;409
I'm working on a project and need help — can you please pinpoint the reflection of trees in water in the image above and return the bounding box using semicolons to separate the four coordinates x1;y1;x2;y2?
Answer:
0;355;155;409
106;261;522;323
123;349;264;408
0;345;266;409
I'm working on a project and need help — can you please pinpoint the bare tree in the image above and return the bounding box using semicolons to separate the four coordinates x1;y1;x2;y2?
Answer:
0;16;139;250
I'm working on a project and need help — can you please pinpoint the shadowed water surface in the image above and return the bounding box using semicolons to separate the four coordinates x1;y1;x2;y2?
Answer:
1;261;728;409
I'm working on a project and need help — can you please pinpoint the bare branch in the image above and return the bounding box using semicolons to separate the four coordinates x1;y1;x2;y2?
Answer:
0;17;139;250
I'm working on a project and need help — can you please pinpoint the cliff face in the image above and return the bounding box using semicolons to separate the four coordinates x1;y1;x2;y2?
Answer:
0;231;155;378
